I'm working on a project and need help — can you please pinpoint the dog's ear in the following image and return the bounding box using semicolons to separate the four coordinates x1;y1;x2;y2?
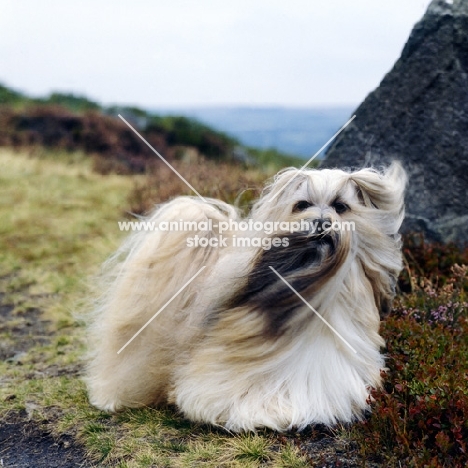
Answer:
350;161;407;214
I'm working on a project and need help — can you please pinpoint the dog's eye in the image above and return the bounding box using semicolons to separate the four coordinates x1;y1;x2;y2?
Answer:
293;200;312;212
332;201;349;214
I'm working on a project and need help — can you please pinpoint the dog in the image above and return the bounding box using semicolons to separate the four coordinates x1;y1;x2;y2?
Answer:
85;162;406;432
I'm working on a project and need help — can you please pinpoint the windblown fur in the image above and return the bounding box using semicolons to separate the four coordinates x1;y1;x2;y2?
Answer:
85;162;407;432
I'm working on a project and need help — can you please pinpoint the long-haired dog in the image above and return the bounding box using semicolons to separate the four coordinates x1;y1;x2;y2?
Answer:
85;162;406;432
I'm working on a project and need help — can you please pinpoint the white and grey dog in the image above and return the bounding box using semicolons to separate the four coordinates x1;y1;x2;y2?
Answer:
86;162;406;432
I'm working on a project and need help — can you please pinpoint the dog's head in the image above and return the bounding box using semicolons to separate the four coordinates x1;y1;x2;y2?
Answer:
252;161;406;236
234;162;407;330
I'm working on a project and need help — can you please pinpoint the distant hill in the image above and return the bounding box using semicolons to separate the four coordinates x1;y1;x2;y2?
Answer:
153;106;355;159
0;83;304;172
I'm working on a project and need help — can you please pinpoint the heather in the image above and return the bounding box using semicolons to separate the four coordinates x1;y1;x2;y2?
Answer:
354;239;468;467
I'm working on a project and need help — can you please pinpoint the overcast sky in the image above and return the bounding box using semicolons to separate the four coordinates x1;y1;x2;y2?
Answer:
1;0;432;108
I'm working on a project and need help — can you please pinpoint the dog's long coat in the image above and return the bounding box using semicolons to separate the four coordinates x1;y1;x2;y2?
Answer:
86;163;406;432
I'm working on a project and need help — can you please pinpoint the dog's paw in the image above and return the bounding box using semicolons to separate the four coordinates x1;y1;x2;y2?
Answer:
87;387;125;412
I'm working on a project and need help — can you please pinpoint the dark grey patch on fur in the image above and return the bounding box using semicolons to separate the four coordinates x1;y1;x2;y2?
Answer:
380;273;398;319
363;265;398;320
226;231;340;336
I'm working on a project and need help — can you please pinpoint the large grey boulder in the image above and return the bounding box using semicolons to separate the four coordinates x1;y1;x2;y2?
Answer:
321;0;468;245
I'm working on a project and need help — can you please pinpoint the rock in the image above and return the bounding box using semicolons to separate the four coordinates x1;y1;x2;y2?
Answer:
321;0;468;245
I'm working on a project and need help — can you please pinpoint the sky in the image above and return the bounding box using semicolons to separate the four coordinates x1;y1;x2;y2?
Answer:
1;0;433;108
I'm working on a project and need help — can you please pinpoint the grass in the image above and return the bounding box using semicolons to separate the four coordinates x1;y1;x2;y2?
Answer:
0;148;137;439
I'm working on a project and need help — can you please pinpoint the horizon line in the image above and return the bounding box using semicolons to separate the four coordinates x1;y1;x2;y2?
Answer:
147;103;358;111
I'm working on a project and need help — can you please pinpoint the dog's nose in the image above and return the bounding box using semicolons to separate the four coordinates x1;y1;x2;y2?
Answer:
310;218;332;234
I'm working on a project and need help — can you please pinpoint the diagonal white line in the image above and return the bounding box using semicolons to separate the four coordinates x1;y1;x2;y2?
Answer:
117;266;206;354
268;266;358;354
266;114;356;203
118;114;207;202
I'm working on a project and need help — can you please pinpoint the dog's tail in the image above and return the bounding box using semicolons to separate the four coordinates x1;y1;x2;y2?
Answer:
85;196;239;411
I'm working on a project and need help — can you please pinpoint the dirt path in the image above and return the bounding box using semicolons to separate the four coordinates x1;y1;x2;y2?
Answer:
0;411;89;468
0;284;91;468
